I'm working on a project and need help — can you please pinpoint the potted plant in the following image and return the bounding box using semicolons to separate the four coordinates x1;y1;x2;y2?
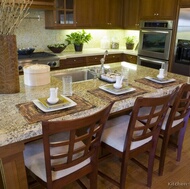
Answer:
125;36;135;50
66;30;92;52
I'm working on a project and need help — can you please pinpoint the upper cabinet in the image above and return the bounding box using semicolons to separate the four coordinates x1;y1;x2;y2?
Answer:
91;0;123;29
180;0;190;6
75;0;92;28
45;0;123;29
123;0;140;29
31;0;54;10
45;0;75;29
139;0;179;20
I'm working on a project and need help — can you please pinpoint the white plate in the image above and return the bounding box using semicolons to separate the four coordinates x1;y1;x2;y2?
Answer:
32;95;77;112
145;76;176;84
99;84;136;95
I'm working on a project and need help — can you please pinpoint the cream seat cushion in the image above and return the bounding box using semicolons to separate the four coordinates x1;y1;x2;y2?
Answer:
101;115;152;152
24;132;90;182
137;107;183;130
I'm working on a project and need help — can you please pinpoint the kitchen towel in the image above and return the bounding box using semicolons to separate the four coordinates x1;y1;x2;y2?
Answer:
16;94;95;124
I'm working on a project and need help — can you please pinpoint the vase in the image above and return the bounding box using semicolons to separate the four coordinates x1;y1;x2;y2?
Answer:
0;35;20;93
74;44;83;52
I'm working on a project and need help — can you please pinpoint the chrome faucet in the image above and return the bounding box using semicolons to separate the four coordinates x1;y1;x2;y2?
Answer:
100;50;108;74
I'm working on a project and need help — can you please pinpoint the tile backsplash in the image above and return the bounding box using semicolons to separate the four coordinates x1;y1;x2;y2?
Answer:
15;10;139;52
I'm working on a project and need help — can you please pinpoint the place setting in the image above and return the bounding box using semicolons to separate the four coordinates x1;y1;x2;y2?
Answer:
88;68;148;102
16;87;95;124
135;67;183;89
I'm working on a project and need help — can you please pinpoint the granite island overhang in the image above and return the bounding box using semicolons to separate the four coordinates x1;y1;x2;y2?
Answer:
0;62;188;147
0;62;188;189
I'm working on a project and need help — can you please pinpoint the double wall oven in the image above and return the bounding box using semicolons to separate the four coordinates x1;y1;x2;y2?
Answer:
137;20;173;73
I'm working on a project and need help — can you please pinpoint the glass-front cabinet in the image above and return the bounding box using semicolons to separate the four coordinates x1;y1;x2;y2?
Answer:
56;0;74;25
45;0;75;29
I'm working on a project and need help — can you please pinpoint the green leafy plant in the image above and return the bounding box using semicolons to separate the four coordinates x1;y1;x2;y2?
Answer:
66;30;92;45
125;36;135;44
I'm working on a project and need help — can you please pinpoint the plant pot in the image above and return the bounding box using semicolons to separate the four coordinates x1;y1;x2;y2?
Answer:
74;44;83;52
126;43;134;50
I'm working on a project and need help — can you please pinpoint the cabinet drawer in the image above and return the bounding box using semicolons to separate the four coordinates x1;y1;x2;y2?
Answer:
106;54;122;63
86;55;102;65
60;57;86;69
124;54;137;64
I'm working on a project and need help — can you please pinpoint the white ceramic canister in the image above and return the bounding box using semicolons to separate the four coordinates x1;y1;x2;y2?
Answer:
23;64;50;86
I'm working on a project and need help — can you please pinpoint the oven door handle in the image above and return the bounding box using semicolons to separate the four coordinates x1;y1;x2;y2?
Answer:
139;57;166;64
141;30;170;34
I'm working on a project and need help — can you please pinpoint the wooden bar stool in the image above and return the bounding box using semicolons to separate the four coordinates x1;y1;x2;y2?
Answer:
98;92;176;189
24;102;113;189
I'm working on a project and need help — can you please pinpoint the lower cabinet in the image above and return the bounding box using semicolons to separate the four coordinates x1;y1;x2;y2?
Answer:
123;54;137;64
59;53;136;69
60;57;86;69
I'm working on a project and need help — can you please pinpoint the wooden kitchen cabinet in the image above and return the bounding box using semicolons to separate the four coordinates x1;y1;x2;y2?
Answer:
180;0;190;6
45;0;92;29
75;0;92;28
91;0;123;28
45;0;76;29
123;0;140;29
123;54;137;64
31;0;54;10
139;0;178;20
86;54;123;66
60;57;86;69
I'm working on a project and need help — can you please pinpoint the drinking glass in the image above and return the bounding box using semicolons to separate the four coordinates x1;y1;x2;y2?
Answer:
121;66;129;86
62;75;72;96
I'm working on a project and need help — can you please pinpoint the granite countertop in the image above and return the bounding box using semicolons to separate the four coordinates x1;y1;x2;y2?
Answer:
0;62;187;147
48;48;138;59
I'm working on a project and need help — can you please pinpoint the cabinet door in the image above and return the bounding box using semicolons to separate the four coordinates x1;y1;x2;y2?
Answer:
91;0;108;28
180;0;190;6
91;0;123;28
45;0;75;29
159;0;178;19
123;0;140;29
139;0;158;19
75;0;92;27
108;0;123;28
139;0;178;20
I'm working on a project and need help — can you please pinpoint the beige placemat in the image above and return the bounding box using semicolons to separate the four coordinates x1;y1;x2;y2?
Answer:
88;85;148;102
135;78;184;89
16;94;95;124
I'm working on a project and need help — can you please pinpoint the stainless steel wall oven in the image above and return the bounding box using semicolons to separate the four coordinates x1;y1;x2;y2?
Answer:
138;20;173;72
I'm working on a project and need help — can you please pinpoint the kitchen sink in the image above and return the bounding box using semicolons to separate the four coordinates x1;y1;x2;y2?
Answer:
52;69;95;82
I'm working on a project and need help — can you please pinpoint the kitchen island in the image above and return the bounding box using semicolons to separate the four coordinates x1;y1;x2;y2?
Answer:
0;62;188;189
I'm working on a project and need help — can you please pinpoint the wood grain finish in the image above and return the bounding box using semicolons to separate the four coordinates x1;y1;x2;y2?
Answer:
0;142;28;189
29;120;190;189
139;0;178;20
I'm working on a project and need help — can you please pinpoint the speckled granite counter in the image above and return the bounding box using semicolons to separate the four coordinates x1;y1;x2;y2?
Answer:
0;63;188;147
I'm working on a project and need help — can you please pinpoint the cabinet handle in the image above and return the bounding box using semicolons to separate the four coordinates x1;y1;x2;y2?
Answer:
74;59;76;62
